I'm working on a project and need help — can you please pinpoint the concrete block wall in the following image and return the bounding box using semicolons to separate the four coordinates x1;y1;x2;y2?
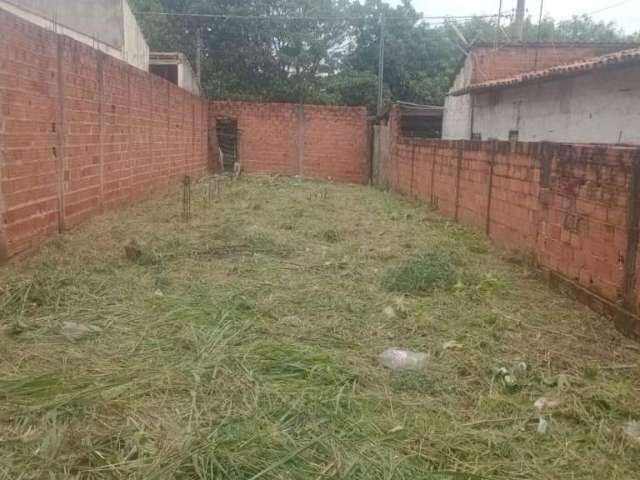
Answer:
384;106;640;336
0;9;209;261
209;101;370;184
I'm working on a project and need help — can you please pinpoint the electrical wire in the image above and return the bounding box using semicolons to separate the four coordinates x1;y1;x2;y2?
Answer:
134;11;501;22
587;0;634;16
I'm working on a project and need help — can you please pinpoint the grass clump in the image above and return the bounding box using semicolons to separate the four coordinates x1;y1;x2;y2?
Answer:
321;228;342;243
2;176;640;480
390;370;433;394
383;252;458;295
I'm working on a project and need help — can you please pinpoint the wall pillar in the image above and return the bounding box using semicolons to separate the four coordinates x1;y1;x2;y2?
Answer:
148;77;156;184
623;150;640;312
454;141;463;222
409;141;416;197
207;102;218;173
0;91;8;264
55;35;67;232
430;143;438;207
296;104;305;176
97;52;105;210
127;68;133;199
486;141;496;236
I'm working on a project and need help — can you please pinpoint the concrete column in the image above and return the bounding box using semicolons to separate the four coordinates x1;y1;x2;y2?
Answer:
430;143;438;207
409;142;416;197
55;35;67;232
486;141;496;236
623;151;640;312
0;91;9;264
127;68;133;199
454;141;464;222
296;104;305;176
148;76;154;183
97;52;105;210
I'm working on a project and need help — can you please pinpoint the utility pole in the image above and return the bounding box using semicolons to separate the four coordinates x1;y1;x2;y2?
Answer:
377;11;386;117
196;28;202;87
534;0;545;68
515;0;526;41
494;0;503;48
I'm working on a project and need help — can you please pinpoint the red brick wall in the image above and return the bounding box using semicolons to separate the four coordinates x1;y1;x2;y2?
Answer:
302;105;370;184
209;101;370;184
0;9;209;261
471;46;631;83
385;106;640;331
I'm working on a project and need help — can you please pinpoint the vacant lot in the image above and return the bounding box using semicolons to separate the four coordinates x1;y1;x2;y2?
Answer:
1;176;639;479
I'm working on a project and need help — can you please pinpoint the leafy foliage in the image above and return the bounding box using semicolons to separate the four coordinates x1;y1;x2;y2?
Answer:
129;0;633;110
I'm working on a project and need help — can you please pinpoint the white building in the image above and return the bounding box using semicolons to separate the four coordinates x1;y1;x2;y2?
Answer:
150;52;202;97
442;43;639;144
0;0;150;70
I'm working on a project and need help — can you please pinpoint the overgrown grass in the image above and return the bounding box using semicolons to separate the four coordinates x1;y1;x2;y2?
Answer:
383;252;458;295
1;175;640;479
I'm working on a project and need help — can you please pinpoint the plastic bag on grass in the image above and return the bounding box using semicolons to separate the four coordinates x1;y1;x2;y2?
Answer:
379;349;429;371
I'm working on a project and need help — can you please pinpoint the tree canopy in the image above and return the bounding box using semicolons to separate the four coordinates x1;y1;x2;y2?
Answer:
129;0;634;110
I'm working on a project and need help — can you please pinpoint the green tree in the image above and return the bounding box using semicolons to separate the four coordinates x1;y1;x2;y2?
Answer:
129;0;630;109
131;0;352;102
518;14;627;42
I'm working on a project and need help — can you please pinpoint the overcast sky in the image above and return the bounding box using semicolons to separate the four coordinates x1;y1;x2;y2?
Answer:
388;0;640;33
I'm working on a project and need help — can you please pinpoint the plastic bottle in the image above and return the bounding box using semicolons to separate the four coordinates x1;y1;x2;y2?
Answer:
379;349;429;370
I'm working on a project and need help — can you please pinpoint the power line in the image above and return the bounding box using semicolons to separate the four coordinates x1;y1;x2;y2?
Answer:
587;0;634;16
134;11;502;22
534;0;545;69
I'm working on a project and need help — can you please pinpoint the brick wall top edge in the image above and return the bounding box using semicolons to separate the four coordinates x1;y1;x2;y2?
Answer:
397;136;640;157
0;10;57;42
210;100;367;114
0;8;203;102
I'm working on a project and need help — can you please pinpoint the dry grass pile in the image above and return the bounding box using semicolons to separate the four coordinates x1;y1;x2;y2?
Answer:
1;175;640;479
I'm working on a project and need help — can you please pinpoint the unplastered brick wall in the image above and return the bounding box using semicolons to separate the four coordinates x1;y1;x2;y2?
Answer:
470;45;633;83
0;8;209;262
383;106;640;336
209;101;370;184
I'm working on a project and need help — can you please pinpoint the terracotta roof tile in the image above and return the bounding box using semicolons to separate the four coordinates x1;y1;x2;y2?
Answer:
450;47;640;96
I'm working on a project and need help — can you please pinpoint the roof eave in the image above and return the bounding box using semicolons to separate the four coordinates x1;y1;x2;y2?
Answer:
449;49;640;97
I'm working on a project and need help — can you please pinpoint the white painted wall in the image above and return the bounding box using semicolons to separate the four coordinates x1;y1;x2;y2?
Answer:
442;56;473;139
7;0;124;46
122;0;149;71
472;66;640;145
150;53;202;96
1;0;149;71
178;62;202;96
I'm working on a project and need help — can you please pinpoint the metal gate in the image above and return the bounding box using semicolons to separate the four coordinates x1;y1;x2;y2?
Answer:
215;118;239;173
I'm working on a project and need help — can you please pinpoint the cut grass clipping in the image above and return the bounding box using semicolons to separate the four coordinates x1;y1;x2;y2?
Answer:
2;176;640;480
383;252;458;295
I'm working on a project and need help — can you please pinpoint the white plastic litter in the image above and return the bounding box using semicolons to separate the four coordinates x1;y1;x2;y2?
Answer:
443;341;464;350
494;364;526;391
61;322;101;342
511;362;528;379
557;373;571;390
383;306;398;320
281;315;302;325
534;397;561;411
503;374;517;388
393;297;408;317
623;421;640;444
379;349;429;371
537;416;549;435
